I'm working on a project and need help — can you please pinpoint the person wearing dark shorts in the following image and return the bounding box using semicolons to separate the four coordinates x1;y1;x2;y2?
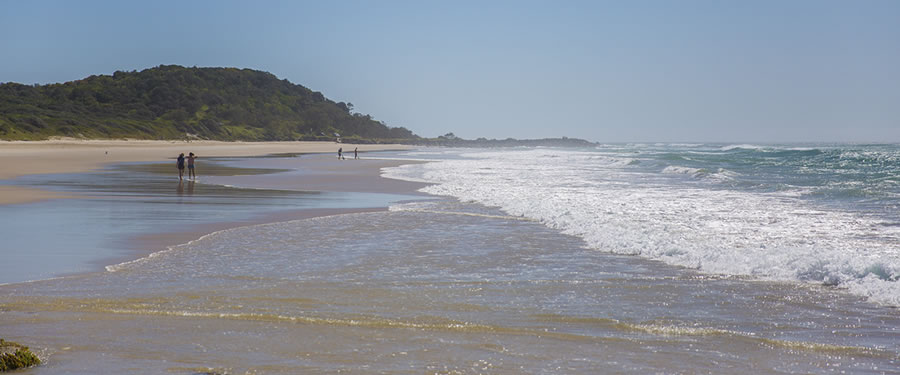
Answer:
176;153;185;180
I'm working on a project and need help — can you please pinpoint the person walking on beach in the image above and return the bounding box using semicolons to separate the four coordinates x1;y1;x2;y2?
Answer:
187;152;197;180
338;147;345;160
354;147;358;159
176;153;185;180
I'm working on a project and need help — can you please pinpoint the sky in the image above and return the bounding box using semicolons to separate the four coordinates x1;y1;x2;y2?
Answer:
1;0;898;143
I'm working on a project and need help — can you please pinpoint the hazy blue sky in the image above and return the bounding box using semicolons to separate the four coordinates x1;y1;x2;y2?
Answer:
2;0;898;142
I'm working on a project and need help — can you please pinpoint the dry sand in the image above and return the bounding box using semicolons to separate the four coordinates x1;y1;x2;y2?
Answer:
0;138;413;204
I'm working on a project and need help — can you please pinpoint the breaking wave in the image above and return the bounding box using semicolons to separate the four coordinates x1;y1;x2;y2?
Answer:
383;147;900;305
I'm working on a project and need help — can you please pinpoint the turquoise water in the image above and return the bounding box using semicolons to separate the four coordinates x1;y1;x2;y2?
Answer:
623;143;900;216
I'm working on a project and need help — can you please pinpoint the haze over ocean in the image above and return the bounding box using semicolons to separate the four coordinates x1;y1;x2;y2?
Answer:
2;0;898;142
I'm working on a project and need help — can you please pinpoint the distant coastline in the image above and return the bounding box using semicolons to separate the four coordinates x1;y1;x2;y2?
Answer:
1;65;595;147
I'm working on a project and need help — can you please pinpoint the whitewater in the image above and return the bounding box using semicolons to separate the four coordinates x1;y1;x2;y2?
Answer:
383;144;900;305
4;149;900;373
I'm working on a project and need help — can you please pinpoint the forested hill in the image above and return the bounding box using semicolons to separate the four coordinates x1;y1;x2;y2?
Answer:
0;65;417;142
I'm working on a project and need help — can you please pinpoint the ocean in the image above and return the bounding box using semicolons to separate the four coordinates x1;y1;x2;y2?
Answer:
1;145;899;374
385;144;900;305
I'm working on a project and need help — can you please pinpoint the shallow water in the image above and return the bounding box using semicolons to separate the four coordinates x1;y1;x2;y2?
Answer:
2;201;898;374
0;154;422;284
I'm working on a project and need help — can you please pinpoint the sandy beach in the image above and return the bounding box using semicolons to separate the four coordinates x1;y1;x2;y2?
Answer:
0;138;413;204
0;138;427;285
3;144;900;374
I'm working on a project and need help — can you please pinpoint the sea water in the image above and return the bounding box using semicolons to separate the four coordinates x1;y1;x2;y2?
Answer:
1;145;899;374
384;144;900;305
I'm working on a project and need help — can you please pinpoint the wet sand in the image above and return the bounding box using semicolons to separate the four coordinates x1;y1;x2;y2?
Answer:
108;155;432;276
198;155;431;194
0;146;430;285
0;186;75;205
121;207;387;266
0;138;412;204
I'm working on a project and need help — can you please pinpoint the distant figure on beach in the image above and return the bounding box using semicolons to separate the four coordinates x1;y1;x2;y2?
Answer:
354;147;358;159
176;153;185;180
338;147;345;160
187;152;197;180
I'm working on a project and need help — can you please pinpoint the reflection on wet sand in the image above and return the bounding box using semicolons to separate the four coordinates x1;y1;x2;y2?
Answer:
176;180;195;196
0;153;425;285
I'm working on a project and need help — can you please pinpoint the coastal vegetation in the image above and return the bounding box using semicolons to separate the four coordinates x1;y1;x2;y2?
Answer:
0;339;41;371
0;65;596;147
0;65;416;142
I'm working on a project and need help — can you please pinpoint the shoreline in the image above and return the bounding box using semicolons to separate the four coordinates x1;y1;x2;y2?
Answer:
4;144;900;373
107;185;433;279
0;140;431;285
100;206;394;275
0;139;414;204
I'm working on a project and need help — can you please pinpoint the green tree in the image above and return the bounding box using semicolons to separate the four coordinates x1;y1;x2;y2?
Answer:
0;65;421;141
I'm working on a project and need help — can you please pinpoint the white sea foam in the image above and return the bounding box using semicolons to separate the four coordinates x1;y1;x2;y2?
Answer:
709;168;739;182
662;166;705;176
105;227;244;273
721;144;767;151
383;148;900;305
397;150;458;157
660;166;738;182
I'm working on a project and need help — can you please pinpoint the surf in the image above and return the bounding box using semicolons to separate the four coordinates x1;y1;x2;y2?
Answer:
383;145;900;305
